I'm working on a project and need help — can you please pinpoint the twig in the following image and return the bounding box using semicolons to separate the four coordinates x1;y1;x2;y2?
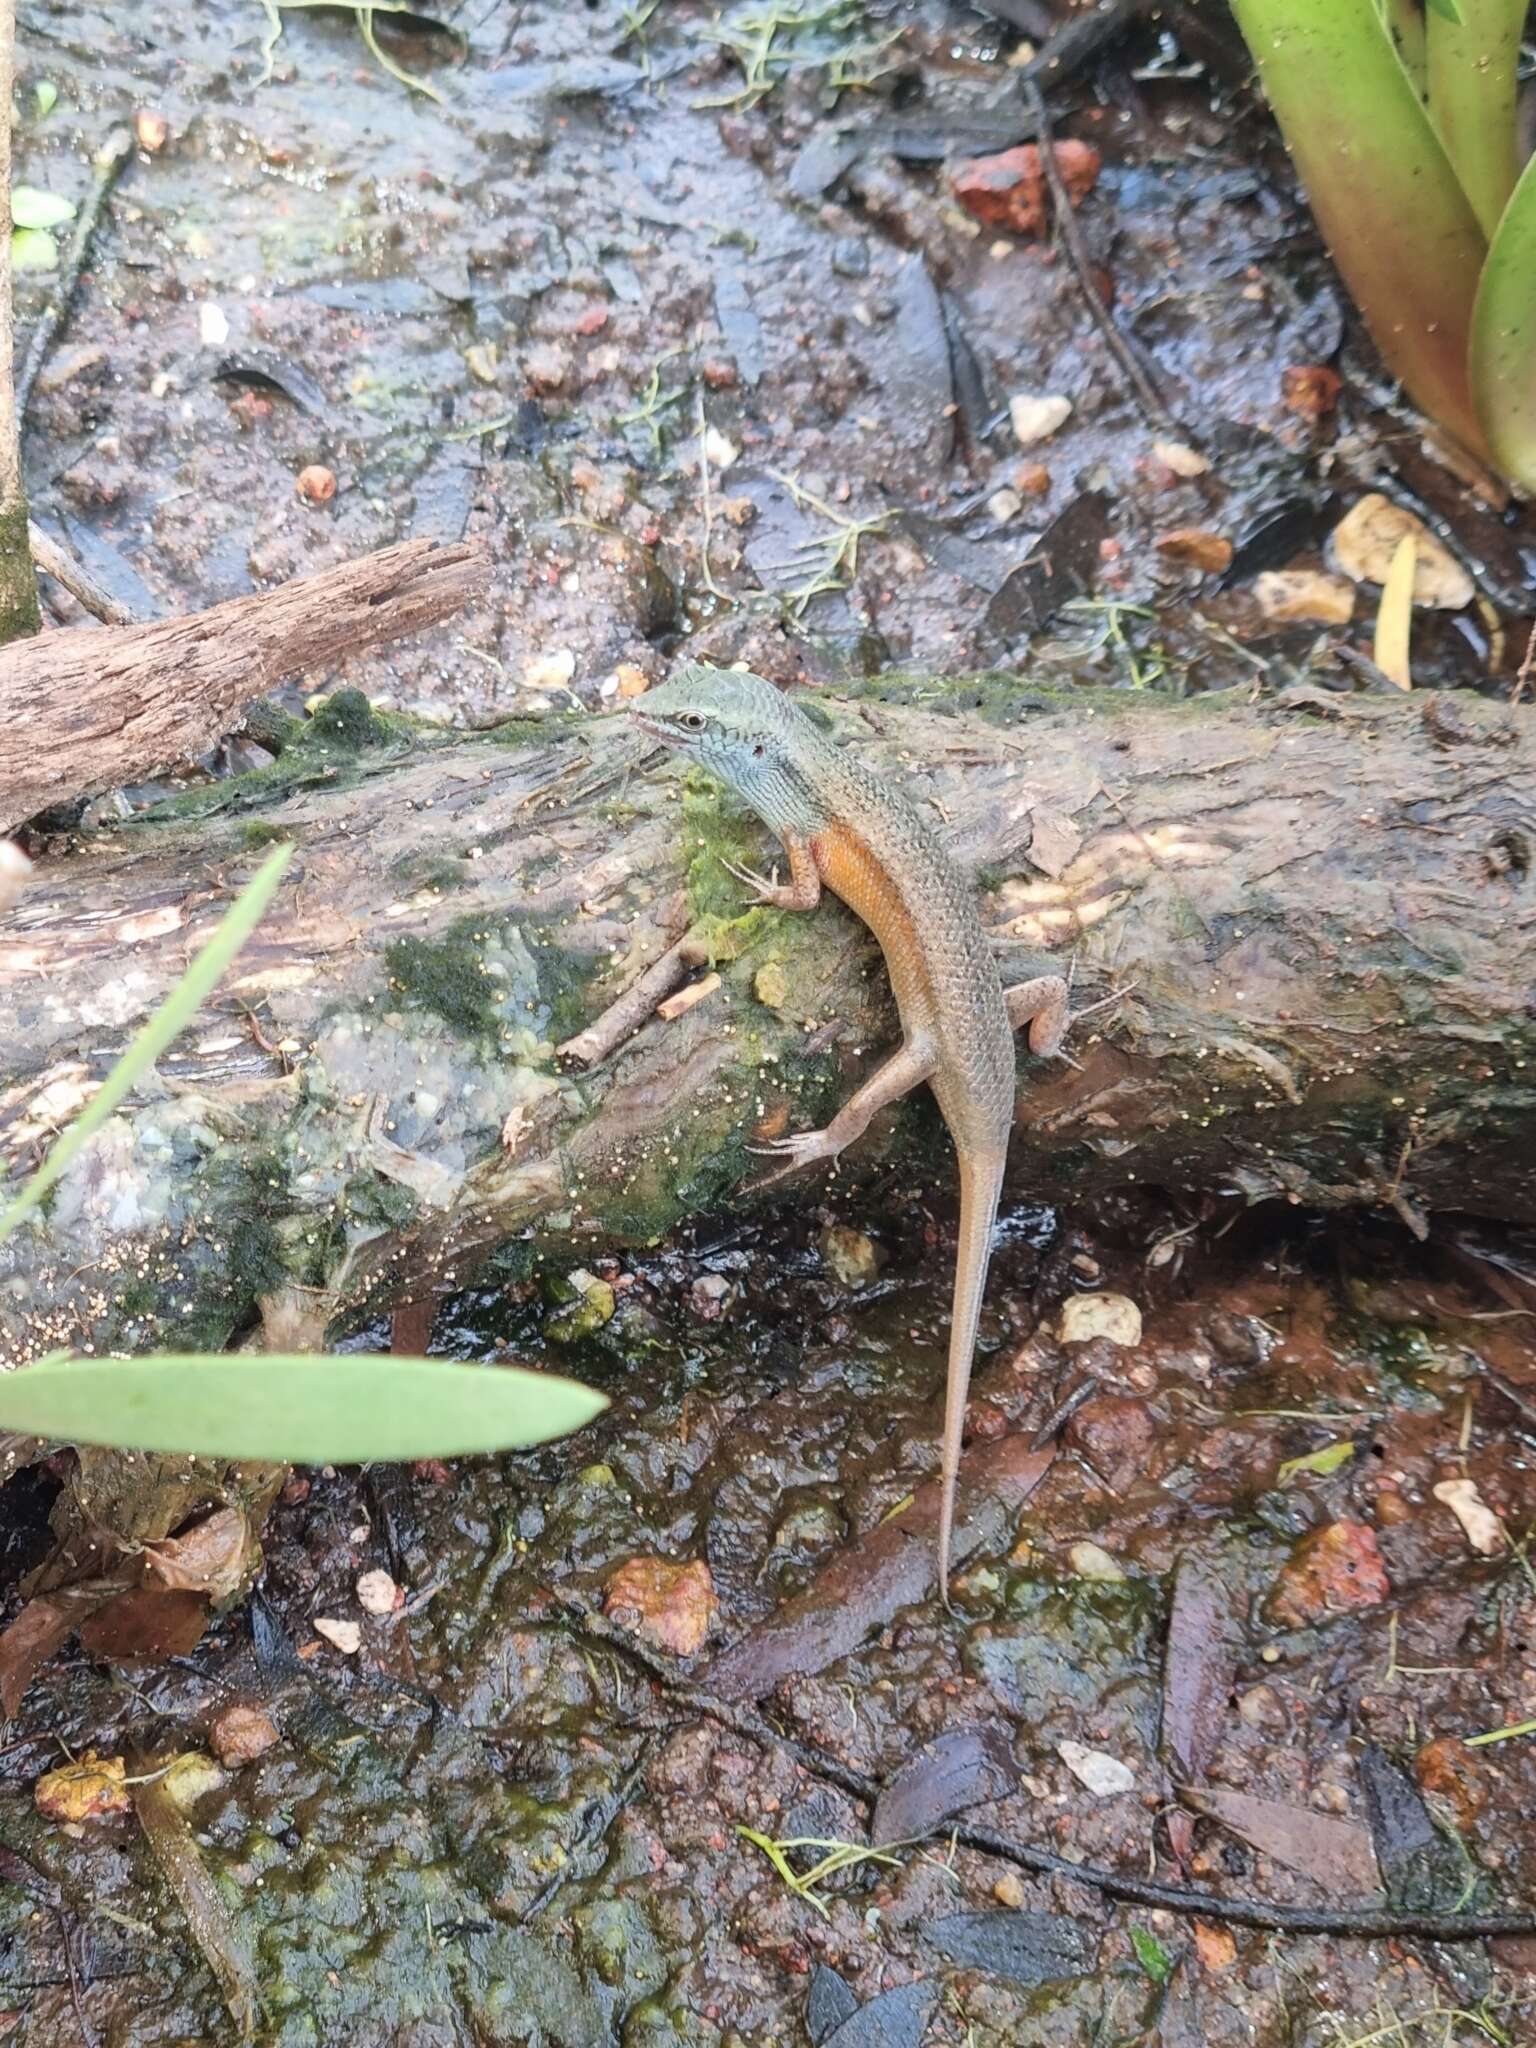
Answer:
16;127;133;426
28;521;141;625
1023;79;1174;432
557;932;712;1068
1020;0;1137;88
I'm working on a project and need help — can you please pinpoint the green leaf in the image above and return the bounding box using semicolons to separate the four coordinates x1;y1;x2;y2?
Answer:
11;185;76;229
1425;0;1466;19
1471;150;1536;491
33;81;57;118
1228;0;1489;462
1277;1440;1356;1483
1130;1925;1173;1984
9;228;59;271
0;1353;606;1461
1425;0;1525;236
0;844;293;1242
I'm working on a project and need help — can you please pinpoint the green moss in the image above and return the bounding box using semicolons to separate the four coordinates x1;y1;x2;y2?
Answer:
241;820;292;850
306;687;394;751
678;770;778;961
385;925;507;1040
382;915;596;1050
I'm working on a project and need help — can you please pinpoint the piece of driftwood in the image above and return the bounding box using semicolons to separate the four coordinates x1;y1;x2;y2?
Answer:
0;537;489;831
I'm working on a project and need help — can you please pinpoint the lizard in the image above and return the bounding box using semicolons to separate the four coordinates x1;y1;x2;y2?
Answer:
630;661;1072;1606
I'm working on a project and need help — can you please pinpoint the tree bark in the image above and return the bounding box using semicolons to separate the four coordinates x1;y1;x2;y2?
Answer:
0;538;489;831
0;0;40;646
4;674;1533;1359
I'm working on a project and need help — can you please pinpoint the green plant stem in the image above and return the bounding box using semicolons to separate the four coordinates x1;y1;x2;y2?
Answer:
1229;0;1490;463
1426;0;1525;236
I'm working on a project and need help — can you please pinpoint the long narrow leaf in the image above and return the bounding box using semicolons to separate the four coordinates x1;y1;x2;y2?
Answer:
1373;532;1416;689
0;844;292;1241
1229;0;1489;461
1425;0;1524;235
0;1353;606;1460
1471;152;1536;492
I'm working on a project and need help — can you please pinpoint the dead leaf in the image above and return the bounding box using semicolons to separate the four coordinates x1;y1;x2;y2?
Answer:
1372;531;1415;690
79;1587;210;1663
1185;1785;1380;1894
872;1725;1015;1845
1432;1476;1506;1556
1161;1551;1240;1784
706;1436;1055;1700
36;1753;132;1822
0;1598;81;1719
1330;495;1471;608
604;1558;719;1657
143;1507;253;1602
1253;570;1355;625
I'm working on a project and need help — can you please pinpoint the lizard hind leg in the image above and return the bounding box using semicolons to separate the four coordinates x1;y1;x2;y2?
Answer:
1004;973;1072;1058
747;1037;937;1189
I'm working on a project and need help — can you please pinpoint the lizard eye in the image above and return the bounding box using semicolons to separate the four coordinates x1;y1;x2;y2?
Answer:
676;710;707;732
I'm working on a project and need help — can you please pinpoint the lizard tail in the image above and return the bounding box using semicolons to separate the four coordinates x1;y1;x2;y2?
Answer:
937;1146;1007;1612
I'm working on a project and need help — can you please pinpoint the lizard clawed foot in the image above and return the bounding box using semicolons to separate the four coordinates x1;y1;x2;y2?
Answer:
744;1127;841;1190
721;856;782;904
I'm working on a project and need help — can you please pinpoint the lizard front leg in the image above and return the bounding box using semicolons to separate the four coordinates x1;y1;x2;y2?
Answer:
723;831;821;912
749;1037;937;1187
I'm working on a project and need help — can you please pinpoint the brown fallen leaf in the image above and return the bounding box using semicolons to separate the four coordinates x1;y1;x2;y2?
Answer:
1161;1550;1241;1784
79;1587;210;1664
143;1507;254;1602
705;1434;1055;1700
1184;1785;1380;1895
1330;494;1471;608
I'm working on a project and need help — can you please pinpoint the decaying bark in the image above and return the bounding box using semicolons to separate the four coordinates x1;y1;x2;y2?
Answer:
0;537;488;831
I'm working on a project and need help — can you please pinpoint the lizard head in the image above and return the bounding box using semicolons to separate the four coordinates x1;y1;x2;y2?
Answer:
629;663;825;828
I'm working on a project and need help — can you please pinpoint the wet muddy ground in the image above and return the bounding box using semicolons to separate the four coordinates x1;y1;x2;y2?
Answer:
7;0;1536;2041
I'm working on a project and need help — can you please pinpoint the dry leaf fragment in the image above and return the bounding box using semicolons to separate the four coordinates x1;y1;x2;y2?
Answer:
1373;531;1416;690
1432;1477;1506;1555
1057;1292;1142;1348
1058;1741;1135;1796
36;1753;131;1822
1330;495;1472;608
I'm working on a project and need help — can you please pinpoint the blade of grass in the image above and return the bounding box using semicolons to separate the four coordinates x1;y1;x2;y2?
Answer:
1470;152;1536;492
1229;0;1489;461
0;1353;606;1460
1425;0;1524;235
1374;530;1417;688
0;843;292;1241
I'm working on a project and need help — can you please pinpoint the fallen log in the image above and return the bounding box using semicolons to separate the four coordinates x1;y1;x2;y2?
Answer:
0;537;489;832
3;675;1534;1385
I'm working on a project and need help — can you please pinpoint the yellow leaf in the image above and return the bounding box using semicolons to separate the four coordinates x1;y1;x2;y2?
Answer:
1374;531;1416;689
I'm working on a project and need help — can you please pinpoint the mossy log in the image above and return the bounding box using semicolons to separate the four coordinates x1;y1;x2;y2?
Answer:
3;675;1535;1398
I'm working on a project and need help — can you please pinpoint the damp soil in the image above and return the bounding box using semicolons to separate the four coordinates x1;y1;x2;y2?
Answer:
6;0;1536;2041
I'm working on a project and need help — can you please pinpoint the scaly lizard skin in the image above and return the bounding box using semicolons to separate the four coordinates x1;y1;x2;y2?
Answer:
632;663;1070;1605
